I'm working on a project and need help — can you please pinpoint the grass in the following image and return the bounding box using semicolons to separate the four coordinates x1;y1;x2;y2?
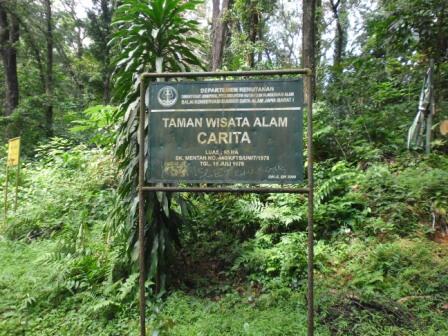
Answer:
2;236;448;336
0;238;138;336
155;291;328;336
0;237;325;336
0;239;53;336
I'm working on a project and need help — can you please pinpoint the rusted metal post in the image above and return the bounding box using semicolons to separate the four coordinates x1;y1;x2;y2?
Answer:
306;69;315;336
154;58;163;294
3;164;9;227
138;78;146;336
14;154;20;212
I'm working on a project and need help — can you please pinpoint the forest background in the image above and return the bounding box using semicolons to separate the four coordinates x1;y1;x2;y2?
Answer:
0;0;448;335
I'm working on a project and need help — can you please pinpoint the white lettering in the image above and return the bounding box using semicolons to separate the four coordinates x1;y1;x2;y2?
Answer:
253;117;288;127
205;117;251;128
163;117;203;128
196;132;252;144
197;132;207;144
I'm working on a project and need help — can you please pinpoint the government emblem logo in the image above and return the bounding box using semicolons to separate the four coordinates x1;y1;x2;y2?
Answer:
157;86;178;107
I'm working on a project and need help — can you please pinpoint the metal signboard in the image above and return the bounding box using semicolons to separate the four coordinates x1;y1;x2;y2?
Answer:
138;69;314;336
7;137;20;167
148;79;303;183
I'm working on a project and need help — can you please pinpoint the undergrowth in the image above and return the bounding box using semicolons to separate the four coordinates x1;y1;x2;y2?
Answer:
1;138;447;335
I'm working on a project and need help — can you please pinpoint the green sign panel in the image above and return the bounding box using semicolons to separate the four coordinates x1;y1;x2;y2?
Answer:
147;79;303;183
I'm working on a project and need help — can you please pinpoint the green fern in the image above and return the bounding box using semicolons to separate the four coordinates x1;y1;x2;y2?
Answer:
315;162;357;208
118;273;139;301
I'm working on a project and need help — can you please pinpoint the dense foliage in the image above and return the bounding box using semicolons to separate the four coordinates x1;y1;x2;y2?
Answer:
1;0;447;335
1;139;447;335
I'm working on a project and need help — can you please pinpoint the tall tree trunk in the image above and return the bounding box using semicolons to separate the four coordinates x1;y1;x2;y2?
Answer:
19;21;45;87
101;0;112;104
247;8;259;68
64;0;84;58
44;0;53;137
210;0;231;71
211;0;220;33
0;2;20;118
434;2;446;109
103;69;111;104
302;0;316;103
257;16;264;64
314;0;322;97
329;0;345;68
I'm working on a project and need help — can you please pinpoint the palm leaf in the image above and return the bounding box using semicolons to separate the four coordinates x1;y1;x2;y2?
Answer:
109;0;204;293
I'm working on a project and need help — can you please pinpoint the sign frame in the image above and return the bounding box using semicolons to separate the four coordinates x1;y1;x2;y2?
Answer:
137;69;314;336
147;78;304;184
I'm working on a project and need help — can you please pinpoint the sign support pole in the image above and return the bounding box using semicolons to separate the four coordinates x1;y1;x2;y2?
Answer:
306;70;314;336
14;156;20;212
3;164;9;227
139;78;147;336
